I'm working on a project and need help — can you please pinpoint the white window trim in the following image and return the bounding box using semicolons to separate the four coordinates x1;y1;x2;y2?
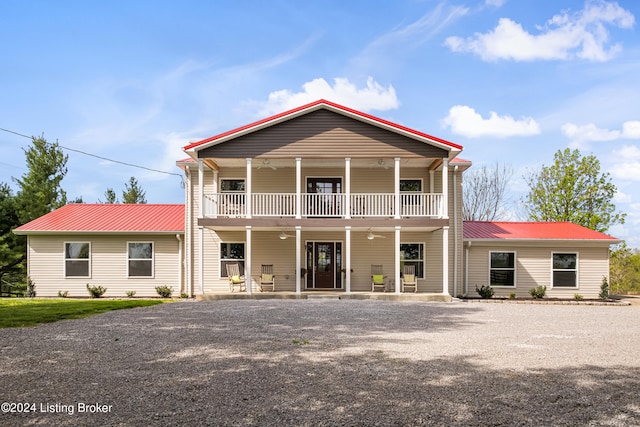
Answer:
219;242;246;279
64;241;91;278
488;251;516;288
127;241;155;278
551;252;579;289
400;242;425;279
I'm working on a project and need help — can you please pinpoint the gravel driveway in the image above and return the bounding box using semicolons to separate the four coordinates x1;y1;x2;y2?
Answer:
0;299;639;426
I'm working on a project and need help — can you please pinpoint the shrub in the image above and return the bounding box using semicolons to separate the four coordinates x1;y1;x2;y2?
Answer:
475;284;494;299
529;285;547;299
86;284;107;298
57;290;69;298
180;292;189;299
599;276;610;300
574;293;584;300
155;285;173;298
26;277;36;298
509;293;516;299
126;290;136;298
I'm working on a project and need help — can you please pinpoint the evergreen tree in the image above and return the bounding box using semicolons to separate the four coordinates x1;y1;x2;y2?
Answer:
121;177;147;204
103;188;118;204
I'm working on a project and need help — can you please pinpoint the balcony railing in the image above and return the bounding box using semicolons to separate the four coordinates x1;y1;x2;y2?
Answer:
203;192;444;218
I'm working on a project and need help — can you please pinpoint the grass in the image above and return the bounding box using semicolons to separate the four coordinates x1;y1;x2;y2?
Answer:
0;298;164;328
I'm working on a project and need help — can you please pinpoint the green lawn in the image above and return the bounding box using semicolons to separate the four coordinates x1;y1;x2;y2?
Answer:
0;298;164;328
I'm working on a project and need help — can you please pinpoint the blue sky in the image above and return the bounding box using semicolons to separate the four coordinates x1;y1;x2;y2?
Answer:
1;0;639;243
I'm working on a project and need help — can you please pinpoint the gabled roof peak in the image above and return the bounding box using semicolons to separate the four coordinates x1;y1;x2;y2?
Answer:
183;99;462;153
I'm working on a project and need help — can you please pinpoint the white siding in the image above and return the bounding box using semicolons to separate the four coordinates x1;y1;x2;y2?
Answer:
27;234;182;297
465;242;610;299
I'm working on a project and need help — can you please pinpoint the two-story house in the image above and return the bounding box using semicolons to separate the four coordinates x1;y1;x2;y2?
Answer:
15;99;619;299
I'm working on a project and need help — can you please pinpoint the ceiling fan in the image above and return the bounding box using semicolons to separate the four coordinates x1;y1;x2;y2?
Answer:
367;159;390;169
257;159;277;170
279;230;295;240
367;229;386;240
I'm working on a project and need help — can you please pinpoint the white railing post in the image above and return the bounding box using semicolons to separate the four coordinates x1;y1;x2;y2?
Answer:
296;158;302;219
345;158;351;219
246;158;252;219
442;158;448;219
394;157;400;219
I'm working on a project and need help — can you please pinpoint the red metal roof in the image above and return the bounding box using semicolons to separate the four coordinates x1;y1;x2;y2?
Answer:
183;99;463;151
14;204;185;234
463;221;619;241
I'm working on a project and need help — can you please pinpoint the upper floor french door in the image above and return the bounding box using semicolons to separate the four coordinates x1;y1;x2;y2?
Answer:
306;177;342;217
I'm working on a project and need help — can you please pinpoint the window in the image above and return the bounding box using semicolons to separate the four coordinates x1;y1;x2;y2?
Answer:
220;179;245;192
220;243;245;277
400;179;422;192
490;252;515;287
401;243;424;278
128;242;153;277
65;242;90;277
553;253;578;287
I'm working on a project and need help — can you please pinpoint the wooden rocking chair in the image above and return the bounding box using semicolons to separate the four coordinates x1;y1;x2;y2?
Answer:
258;264;275;292
371;264;386;292
226;263;246;292
401;264;418;293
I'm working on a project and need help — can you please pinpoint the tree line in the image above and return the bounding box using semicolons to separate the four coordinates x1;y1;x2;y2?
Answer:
1;136;147;286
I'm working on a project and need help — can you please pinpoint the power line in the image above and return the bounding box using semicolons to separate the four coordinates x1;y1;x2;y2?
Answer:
0;127;184;184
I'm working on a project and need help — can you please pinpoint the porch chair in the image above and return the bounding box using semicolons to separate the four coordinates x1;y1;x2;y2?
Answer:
258;264;275;292
371;265;386;292
401;264;418;293
226;263;246;292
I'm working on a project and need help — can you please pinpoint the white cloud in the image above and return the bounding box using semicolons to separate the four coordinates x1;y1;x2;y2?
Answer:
258;77;399;116
441;105;541;138
485;0;506;7
444;0;635;62
562;121;640;145
610;145;640;181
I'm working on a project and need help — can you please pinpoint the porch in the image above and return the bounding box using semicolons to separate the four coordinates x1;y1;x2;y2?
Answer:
196;291;452;302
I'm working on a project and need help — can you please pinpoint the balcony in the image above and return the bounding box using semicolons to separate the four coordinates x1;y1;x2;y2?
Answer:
202;192;444;218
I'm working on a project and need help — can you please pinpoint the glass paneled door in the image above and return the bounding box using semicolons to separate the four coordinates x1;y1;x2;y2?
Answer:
306;242;343;289
307;178;342;217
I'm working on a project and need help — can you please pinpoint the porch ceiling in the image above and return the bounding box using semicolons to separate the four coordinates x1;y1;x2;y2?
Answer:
202;157;440;170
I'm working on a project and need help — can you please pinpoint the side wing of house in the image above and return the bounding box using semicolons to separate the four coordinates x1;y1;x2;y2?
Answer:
464;241;611;299
25;234;183;297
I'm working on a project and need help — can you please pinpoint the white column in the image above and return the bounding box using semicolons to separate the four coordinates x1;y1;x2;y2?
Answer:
246;158;252;218
345;226;351;294
394;157;401;219
442;226;449;295
213;170;219;219
395;226;401;294
295;226;302;294
441;158;448;219
429;170;434;194
245;226;252;295
345;158;351;219
295;158;302;219
198;159;204;217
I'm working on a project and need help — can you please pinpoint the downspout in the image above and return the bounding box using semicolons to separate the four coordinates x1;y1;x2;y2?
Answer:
453;165;459;298
465;241;471;297
176;234;183;297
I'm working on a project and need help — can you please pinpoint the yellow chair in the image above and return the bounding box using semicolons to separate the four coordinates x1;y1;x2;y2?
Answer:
226;263;246;292
259;264;275;292
401;265;417;293
371;265;386;292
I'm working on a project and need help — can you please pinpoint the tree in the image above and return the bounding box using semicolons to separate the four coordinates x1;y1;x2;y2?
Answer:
121;177;147;204
463;163;513;221
523;148;625;232
0;183;23;281
13;135;68;223
103;188;118;204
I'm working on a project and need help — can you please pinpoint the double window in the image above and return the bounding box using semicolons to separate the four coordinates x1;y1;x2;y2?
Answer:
553;253;578;287
128;242;154;277
490;252;515;287
65;242;90;277
220;242;245;277
400;243;424;278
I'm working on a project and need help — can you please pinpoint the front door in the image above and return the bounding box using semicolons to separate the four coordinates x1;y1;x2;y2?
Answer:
307;177;342;217
306;241;343;289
